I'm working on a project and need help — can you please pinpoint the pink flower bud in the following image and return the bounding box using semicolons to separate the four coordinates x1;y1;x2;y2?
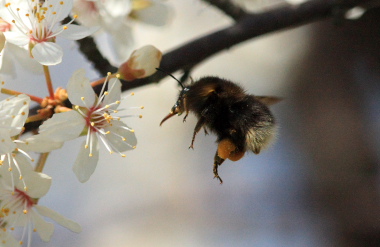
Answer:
118;45;162;81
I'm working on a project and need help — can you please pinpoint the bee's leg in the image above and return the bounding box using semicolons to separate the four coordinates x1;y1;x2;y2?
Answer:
213;151;225;184
182;98;189;123
203;127;209;135
189;117;205;149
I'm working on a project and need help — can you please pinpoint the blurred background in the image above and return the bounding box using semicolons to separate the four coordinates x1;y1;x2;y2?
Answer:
6;0;380;246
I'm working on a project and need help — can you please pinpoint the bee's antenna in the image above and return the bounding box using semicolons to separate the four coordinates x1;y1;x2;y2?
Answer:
156;68;185;89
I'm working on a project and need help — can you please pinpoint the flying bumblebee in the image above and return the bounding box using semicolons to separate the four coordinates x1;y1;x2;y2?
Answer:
160;73;281;183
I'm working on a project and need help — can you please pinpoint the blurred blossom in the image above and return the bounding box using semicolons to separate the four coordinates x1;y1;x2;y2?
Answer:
118;45;162;80
130;0;173;26
73;0;171;62
0;0;98;65
345;6;366;19
0;166;81;246
37;69;137;182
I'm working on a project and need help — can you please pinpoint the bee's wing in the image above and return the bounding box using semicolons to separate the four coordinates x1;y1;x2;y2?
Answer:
254;96;283;106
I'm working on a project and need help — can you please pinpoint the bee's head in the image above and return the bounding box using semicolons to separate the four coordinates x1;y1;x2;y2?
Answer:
160;87;189;126
156;68;191;126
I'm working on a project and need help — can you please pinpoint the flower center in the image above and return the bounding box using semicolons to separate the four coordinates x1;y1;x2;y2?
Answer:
85;106;110;133
14;188;35;210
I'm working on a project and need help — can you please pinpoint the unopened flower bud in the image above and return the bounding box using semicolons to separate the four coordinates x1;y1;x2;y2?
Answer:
118;45;162;81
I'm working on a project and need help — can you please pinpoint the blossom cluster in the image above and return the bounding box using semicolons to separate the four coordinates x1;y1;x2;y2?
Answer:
0;0;166;245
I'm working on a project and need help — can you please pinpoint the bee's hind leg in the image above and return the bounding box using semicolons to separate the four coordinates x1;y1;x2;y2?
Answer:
213;151;225;184
189;117;205;149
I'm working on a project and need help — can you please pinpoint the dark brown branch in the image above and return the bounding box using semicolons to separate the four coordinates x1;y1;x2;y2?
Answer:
25;0;373;132
202;0;247;20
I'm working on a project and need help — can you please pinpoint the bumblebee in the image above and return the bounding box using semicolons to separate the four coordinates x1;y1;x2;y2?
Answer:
160;75;280;183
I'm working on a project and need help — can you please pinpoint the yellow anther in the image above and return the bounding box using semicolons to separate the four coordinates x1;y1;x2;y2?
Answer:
81;97;85;101
91;122;95;126
141;106;145;109
121;154;126;157
105;131;110;134
130;129;135;133
131;92;135;96
122;137;126;141
115;100;120;104
60;1;64;5
8;167;12;171
19;175;23;180
107;72;111;76
73;14;78;18
84;145;88;149
23;210;27;214
110;151;114;154
133;146;137;149
89;153;93;157
139;115;143;118
104;91;109;95
116;74;120;78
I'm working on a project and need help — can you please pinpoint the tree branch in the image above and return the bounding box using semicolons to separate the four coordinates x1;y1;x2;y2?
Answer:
202;0;247;20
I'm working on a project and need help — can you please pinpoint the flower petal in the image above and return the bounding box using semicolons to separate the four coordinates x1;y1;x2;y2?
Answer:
2;30;29;46
31;210;55;242
35;205;82;233
58;24;99;40
72;137;99;183
102;78;121;109
104;120;137;152
43;0;74;23
67;69;96;107
0;130;16;153
6;94;30;136
19;133;64;152
39;111;85;142
0;230;18;247
31;42;63;66
17;171;51;198
133;2;173;26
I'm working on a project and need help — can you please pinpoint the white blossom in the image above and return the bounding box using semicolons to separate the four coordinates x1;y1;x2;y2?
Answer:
0;167;81;245
38;69;138;182
0;0;98;65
